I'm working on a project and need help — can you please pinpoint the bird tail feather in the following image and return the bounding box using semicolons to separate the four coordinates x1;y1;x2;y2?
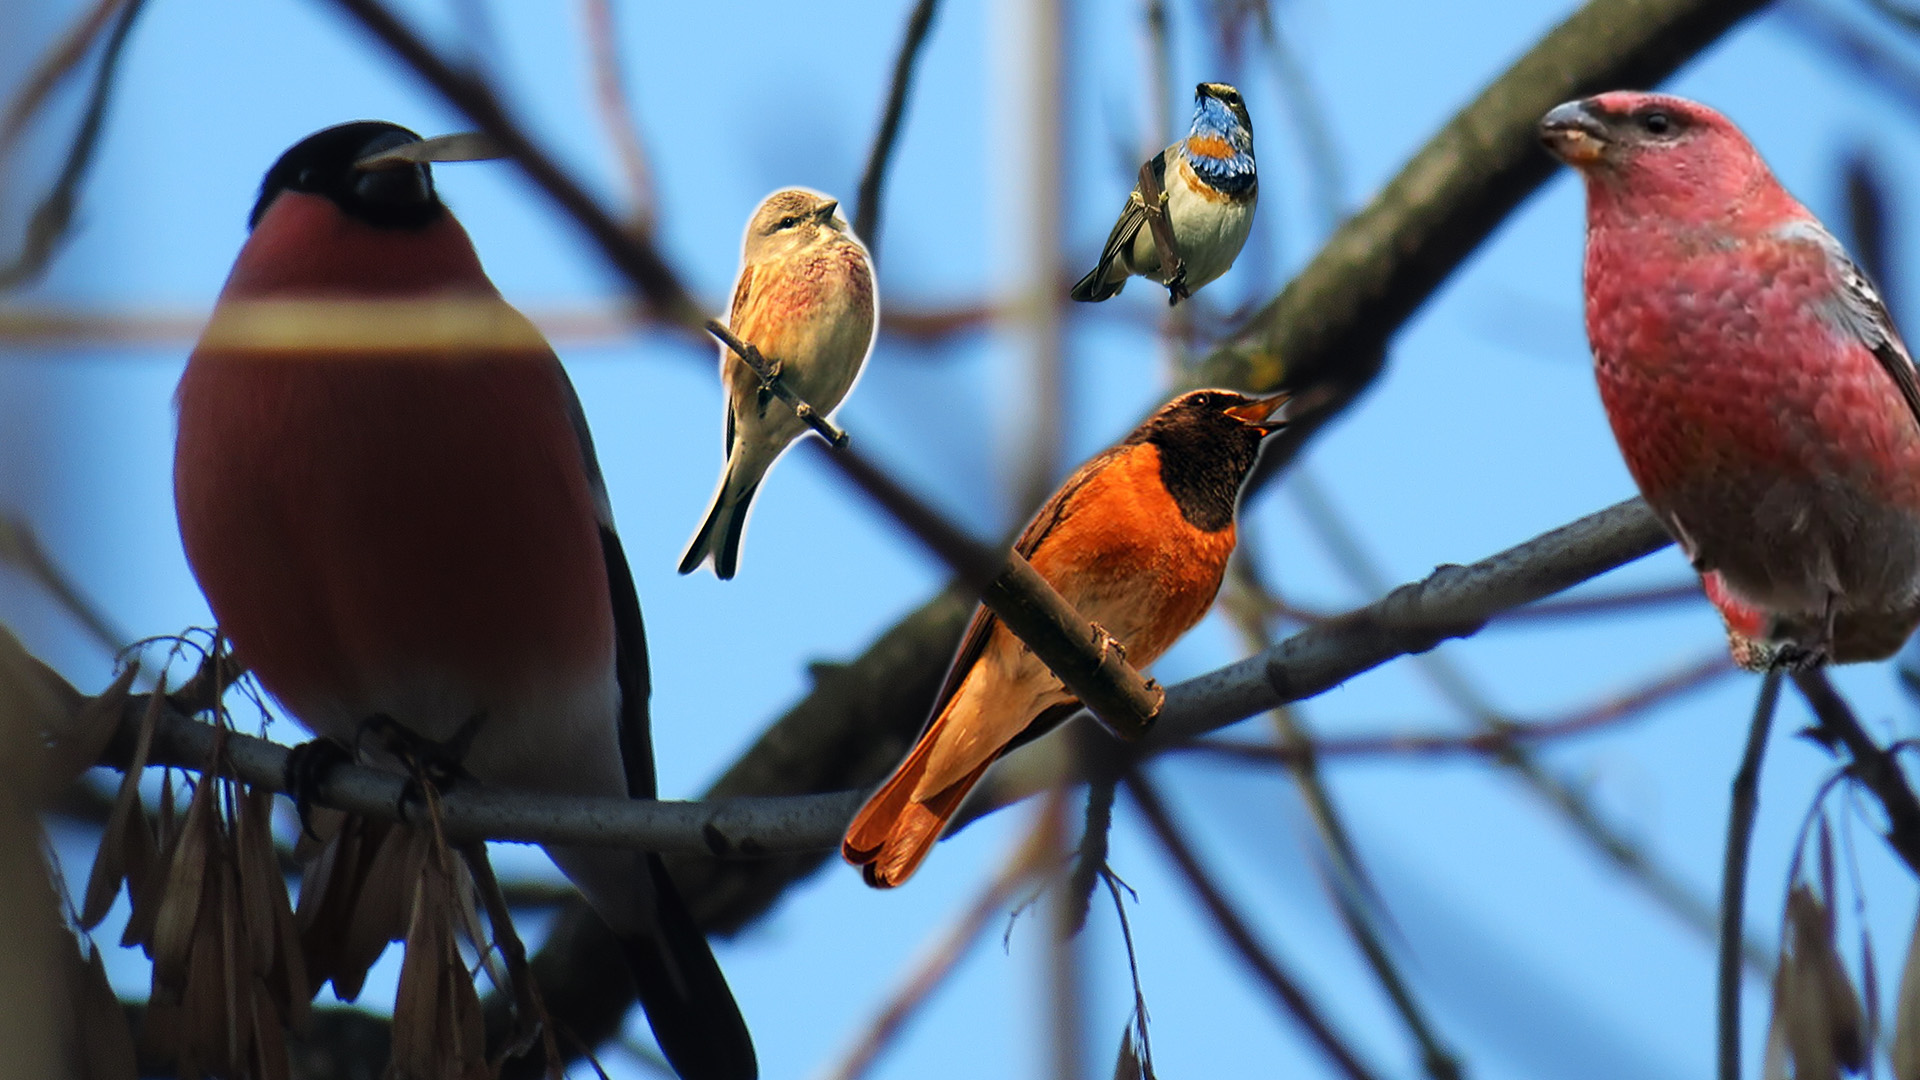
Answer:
843;731;996;889
678;478;759;580
1070;263;1124;303
619;852;758;1080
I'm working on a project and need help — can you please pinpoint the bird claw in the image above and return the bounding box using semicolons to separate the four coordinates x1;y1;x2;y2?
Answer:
283;737;353;841
355;712;486;822
1164;264;1191;306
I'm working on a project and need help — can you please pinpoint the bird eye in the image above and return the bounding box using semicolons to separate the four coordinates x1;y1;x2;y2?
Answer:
776;215;801;230
1639;111;1673;136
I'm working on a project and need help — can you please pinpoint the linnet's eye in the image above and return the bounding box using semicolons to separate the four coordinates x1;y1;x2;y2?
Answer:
777;215;801;230
1640;111;1673;136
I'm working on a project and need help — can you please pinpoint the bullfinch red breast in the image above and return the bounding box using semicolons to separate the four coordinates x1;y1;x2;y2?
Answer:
173;121;755;1079
842;389;1288;887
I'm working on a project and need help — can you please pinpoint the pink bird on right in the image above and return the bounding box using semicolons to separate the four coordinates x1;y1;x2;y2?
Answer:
1541;91;1920;670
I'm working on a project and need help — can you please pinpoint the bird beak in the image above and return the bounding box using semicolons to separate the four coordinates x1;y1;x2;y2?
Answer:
1539;100;1609;167
1223;392;1290;434
816;199;841;223
354;132;506;171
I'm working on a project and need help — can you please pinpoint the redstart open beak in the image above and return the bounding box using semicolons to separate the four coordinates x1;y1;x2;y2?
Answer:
1223;392;1290;434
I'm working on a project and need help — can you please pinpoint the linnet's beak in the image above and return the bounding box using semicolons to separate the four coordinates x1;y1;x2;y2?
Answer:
354;132;506;171
1223;392;1290;434
1538;100;1609;167
816;199;841;222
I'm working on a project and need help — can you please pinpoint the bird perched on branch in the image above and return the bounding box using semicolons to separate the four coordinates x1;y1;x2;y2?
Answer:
1071;82;1257;305
680;188;876;579
843;389;1289;887
1542;92;1920;669
174;122;755;1079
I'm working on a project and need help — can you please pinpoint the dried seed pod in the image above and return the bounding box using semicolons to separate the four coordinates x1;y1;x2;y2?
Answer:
81;681;158;929
1780;884;1867;1078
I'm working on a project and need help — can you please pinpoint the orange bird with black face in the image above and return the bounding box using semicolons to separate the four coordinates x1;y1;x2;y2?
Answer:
843;389;1288;887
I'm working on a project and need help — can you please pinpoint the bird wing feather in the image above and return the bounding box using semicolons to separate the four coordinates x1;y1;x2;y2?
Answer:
918;444;1130;734
1781;218;1920;432
1092;149;1169;276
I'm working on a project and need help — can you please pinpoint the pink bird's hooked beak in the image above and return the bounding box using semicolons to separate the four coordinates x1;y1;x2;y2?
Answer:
1540;99;1610;168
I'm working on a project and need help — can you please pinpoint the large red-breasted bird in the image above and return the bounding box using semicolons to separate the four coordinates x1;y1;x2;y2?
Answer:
679;188;875;580
173;122;755;1079
843;389;1288;887
1540;92;1920;670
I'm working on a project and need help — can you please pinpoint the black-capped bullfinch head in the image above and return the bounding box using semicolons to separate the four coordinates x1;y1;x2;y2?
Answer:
247;121;504;232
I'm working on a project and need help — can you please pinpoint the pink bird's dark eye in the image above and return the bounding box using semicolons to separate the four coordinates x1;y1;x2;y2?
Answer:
1639;111;1674;136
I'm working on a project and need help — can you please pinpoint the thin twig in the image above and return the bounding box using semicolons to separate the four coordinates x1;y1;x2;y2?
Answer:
817;811;1043;1080
1863;0;1920;32
1792;669;1920;878
1719;669;1782;1080
0;0;147;290
1125;771;1382;1080
806;437;1165;741
1286;468;1761;976
580;0;656;230
1224;547;1460;1080
1136;158;1188;303
1185;649;1734;763
1497;580;1703;621
0;0;126;150
1777;0;1920;118
852;0;941;258
328;0;707;329
706;320;849;447
0;513;126;653
1256;2;1346;232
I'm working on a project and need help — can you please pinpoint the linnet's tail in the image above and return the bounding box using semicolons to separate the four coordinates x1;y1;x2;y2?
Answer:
678;477;759;580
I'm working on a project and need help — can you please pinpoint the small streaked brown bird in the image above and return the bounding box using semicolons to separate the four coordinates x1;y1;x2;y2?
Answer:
843;389;1288;887
680;188;876;579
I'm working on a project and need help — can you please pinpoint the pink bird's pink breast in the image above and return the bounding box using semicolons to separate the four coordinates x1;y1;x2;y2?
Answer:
1586;223;1920;510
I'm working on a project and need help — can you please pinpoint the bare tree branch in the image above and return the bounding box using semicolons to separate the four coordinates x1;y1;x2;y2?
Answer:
1223;547;1461;1080
853;0;941;258
0;513;126;653
818;803;1045;1080
0;0;125;150
326;0;707;330
1718;670;1782;1080
0;0;146;290
580;0;657;229
1187;648;1733;763
1792;668;1920;878
1193;0;1769;395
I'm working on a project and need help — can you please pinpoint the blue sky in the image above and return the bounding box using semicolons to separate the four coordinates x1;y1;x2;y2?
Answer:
10;0;1920;1077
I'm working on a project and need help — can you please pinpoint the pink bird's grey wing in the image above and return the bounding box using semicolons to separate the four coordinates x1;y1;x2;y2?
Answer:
1780;218;1920;430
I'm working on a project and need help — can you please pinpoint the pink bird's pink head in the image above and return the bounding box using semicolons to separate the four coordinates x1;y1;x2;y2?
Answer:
1540;92;1787;226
